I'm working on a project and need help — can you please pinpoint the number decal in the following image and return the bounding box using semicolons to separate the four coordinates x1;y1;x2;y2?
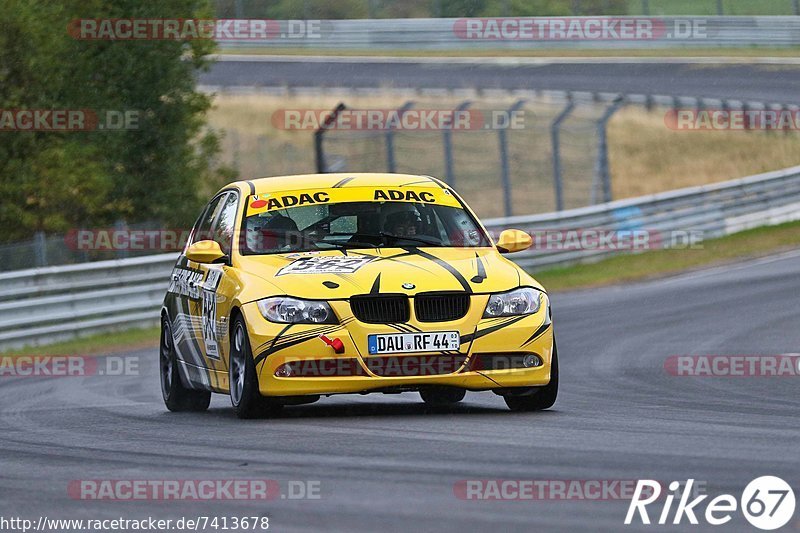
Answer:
201;269;223;360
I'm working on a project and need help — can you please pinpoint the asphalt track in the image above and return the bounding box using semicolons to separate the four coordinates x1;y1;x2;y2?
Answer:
201;57;800;104
2;250;799;532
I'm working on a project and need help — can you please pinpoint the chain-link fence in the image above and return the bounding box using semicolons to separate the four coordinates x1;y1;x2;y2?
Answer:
315;93;620;219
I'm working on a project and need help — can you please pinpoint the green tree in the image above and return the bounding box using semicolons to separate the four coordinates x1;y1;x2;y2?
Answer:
0;0;233;243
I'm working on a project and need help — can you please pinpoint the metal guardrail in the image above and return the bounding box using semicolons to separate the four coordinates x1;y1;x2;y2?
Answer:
2;163;800;349
216;17;800;51
481;164;800;269
0;255;176;349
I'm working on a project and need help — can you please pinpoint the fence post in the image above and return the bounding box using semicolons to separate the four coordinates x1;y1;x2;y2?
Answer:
442;100;471;187
230;129;240;172
386;101;414;173
642;0;650;15
257;135;268;173
592;96;625;205
315;103;346;173
551;95;575;212
795;0;800;15
716;0;723;15
33;231;47;267
497;100;526;218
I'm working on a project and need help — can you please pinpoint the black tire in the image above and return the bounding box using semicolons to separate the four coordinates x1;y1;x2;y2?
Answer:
419;387;466;406
160;316;211;412
229;316;282;419
503;339;559;412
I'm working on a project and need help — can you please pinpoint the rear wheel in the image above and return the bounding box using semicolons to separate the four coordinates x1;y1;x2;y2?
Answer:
503;340;559;412
419;387;466;406
160;316;211;412
229;316;282;419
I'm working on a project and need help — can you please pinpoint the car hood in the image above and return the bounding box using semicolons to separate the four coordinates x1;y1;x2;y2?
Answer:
236;247;525;299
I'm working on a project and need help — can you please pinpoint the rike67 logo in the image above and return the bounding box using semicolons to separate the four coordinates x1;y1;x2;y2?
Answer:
625;477;795;530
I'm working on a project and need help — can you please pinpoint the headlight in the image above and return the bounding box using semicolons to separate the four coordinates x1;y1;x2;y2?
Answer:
483;288;544;318
257;297;338;324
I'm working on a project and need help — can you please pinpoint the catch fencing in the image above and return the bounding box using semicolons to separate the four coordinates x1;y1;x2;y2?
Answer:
315;90;800;218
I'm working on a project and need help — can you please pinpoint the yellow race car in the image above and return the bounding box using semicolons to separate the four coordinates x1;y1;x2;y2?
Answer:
160;173;557;418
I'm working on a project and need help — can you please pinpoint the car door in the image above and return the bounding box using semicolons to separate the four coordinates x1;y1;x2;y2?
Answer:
188;190;240;390
167;193;226;390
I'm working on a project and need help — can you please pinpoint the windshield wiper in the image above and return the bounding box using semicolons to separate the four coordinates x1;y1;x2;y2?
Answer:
377;232;442;246
315;240;376;250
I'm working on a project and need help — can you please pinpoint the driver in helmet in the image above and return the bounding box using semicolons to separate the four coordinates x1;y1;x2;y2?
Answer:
383;204;423;238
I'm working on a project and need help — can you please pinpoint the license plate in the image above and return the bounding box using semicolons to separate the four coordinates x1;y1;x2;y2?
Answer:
367;331;460;355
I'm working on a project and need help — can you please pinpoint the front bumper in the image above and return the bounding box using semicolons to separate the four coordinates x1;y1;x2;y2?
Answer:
240;295;554;397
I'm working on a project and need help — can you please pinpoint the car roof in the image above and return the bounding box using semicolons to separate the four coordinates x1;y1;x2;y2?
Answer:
236;173;447;195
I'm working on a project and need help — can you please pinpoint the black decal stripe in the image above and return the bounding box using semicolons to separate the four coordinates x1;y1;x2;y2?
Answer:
522;321;551;348
400;180;435;187
460;315;526;343
245;180;256;195
471;252;487;283
413;248;472;293
254;324;343;366
370;273;381;294
387;323;412;334
332;176;355;188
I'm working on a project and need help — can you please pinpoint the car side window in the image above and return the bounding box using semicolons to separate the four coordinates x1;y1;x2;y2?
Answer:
192;194;225;245
213;192;239;255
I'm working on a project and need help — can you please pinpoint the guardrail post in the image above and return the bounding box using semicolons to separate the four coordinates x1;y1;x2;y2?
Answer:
642;0;650;15
442;100;471;187
716;0;724;15
795;0;800;15
315;103;346;173
550;95;575;212
386;101;414;173
115;220;129;259
498;99;526;217
592;96;625;205
33;231;47;267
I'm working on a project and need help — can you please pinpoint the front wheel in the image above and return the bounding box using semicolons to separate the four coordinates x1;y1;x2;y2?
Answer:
160;316;210;412
502;340;559;412
229;316;282;419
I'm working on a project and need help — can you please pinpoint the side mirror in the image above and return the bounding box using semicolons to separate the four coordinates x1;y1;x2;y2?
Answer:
185;240;228;264
496;229;532;254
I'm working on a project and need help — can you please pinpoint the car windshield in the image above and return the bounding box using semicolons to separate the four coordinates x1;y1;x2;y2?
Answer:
241;200;492;254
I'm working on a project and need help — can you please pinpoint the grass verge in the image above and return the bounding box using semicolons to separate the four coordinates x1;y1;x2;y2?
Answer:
533;219;800;291
1;326;159;357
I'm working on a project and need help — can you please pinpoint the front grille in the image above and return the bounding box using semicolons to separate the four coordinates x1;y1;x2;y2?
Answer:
415;293;470;322
350;295;409;324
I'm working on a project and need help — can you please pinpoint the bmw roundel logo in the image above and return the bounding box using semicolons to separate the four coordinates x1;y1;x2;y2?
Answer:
402;283;415;290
